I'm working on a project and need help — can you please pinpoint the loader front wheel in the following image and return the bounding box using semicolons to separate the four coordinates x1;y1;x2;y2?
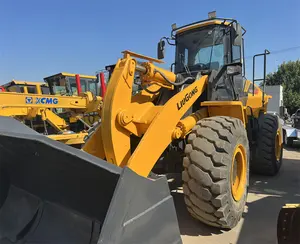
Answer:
182;116;249;229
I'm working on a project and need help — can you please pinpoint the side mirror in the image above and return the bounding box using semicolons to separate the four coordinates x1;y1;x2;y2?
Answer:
227;64;242;76
157;40;165;59
232;23;242;46
170;63;175;72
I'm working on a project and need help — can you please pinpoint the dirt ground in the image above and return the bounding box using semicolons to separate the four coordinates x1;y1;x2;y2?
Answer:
172;143;300;244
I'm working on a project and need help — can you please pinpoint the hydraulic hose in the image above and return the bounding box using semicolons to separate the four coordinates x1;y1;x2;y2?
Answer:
153;69;194;86
136;63;193;87
142;86;162;94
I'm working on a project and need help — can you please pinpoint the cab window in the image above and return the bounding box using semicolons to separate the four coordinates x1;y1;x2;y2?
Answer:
27;85;37;94
41;86;50;94
195;44;224;69
51;77;68;95
232;46;241;63
87;79;97;96
6;85;22;93
68;77;87;95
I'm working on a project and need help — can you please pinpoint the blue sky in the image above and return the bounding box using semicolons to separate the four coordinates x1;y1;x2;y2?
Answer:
0;0;299;83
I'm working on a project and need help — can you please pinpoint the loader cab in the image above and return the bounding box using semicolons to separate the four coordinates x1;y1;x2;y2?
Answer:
44;73;98;97
158;17;246;102
2;80;50;94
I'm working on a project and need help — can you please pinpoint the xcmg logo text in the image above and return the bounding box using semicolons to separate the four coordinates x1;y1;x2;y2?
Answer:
25;97;59;105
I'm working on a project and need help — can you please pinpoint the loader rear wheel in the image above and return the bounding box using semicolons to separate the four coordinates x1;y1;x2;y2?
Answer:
182;116;249;229
252;114;283;176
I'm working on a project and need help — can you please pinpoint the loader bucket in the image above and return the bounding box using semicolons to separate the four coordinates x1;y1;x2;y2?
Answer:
0;116;182;244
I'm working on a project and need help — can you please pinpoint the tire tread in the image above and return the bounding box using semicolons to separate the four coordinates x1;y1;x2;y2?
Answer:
183;116;249;229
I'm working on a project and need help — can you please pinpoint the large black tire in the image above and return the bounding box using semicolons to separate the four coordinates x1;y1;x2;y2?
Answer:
182;116;249;229
252;114;283;176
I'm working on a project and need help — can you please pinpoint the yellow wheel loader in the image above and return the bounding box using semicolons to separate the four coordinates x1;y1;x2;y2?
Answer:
0;15;283;243
83;16;283;229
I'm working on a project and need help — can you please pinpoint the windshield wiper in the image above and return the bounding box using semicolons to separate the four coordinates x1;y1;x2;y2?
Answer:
183;63;191;76
208;26;222;70
179;53;191;76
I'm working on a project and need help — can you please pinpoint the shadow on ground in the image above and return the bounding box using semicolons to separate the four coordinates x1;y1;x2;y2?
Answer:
236;156;300;244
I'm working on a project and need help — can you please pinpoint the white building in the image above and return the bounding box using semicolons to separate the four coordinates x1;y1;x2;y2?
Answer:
265;85;283;114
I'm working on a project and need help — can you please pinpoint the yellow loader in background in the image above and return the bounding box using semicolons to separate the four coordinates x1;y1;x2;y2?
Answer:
43;72;103;136
0;14;283;243
2;80;50;94
3;72;102;129
0;74;103;146
0;88;102;146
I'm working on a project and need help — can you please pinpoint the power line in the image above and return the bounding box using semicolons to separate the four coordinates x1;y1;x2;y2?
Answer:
245;45;300;60
270;45;300;55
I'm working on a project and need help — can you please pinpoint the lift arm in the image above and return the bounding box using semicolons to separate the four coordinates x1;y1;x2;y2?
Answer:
84;51;208;177
40;109;68;131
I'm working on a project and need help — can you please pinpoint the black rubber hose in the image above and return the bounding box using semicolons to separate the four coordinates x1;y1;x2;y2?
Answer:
143;86;162;94
153;69;193;86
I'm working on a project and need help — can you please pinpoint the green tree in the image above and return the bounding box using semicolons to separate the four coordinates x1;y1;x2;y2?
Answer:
266;60;300;114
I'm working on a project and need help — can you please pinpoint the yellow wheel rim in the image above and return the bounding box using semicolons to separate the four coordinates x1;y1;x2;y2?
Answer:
231;144;247;202
275;131;281;161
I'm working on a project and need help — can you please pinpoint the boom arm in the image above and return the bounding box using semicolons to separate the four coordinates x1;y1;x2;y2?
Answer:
0;91;102;111
84;51;208;177
0;91;102;134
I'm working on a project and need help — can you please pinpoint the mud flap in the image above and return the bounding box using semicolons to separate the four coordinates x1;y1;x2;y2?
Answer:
277;204;300;244
0;117;182;244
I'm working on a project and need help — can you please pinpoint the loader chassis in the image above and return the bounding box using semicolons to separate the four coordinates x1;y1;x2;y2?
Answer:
85;19;266;174
84;18;283;229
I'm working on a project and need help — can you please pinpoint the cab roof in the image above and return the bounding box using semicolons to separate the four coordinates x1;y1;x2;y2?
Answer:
44;72;96;80
175;20;230;34
173;17;245;36
3;80;47;87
